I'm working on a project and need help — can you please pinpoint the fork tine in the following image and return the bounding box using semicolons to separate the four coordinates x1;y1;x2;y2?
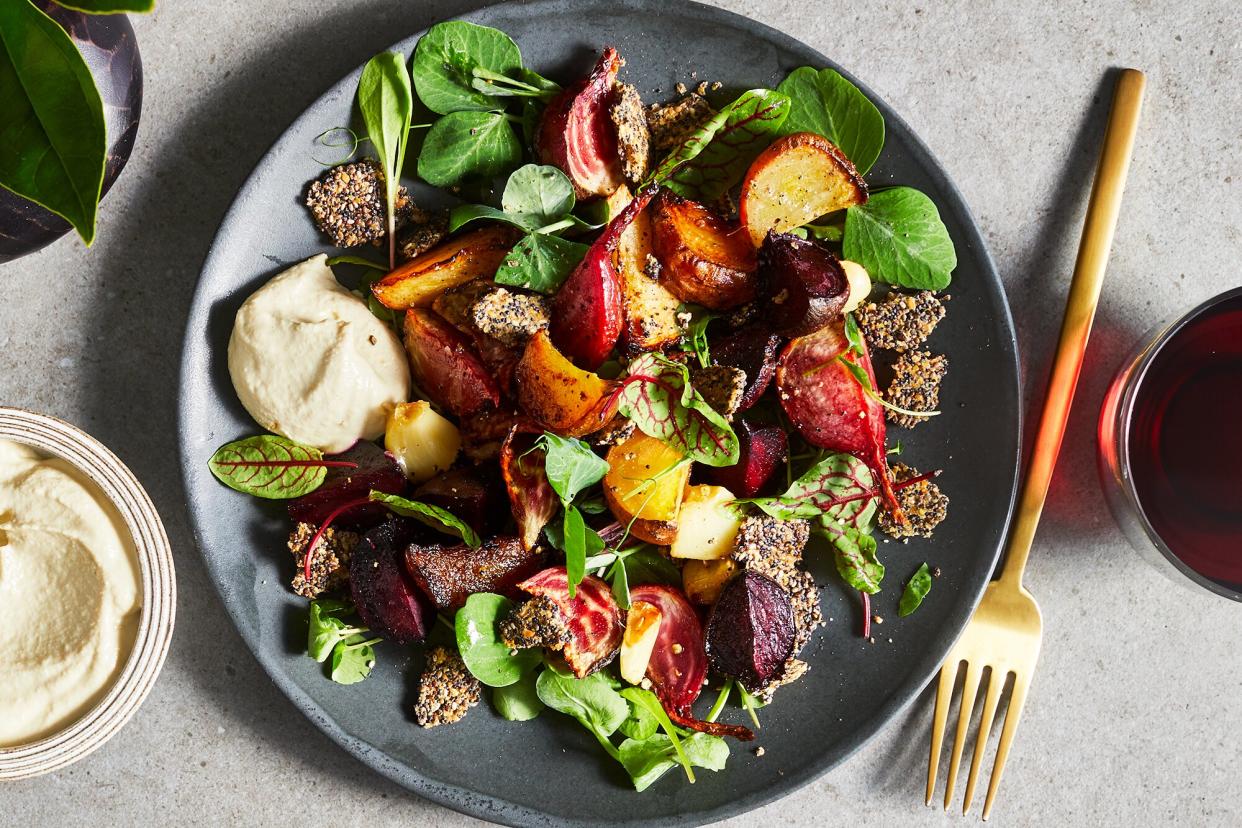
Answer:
943;660;982;810
925;659;959;805
982;673;1030;820
963;668;1005;814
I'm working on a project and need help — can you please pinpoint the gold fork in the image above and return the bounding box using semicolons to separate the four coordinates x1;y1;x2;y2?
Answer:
926;68;1146;819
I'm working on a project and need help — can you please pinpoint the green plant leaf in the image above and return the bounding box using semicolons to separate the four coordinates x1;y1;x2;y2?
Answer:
535;668;630;742
899;562;933;617
559;505;604;598
0;0;106;244
357;52;413;266
843;187;957;290
368;491;481;547
618;548;682;587
411;20;523;114
745;452;878;532
418;110;522;187
306;600;364;663
502;164;576;223
656;89;791;202
494;232;590;294
208;435;344;499
51;0;154;11
456;593;542;687
493;670;544;720
619;693;660;741
538;433;610;504
820;521;885;594
618;352;740;467
777;66;885;175
620;687;694;781
448;203;538;233
329;634;380;684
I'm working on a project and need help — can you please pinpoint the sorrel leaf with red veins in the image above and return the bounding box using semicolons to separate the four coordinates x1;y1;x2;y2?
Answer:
617;353;740;467
652;89;792;203
209;435;356;499
818;519;885;594
368;491;482;547
743;452;878;532
501;428;560;551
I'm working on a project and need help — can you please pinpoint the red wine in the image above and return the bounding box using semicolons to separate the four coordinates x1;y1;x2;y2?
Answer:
1127;292;1242;586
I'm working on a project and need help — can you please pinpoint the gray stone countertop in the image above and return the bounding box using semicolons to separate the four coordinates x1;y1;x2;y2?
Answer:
2;0;1238;825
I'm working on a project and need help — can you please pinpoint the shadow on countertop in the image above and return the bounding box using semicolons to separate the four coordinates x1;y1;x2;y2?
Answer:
76;0;495;811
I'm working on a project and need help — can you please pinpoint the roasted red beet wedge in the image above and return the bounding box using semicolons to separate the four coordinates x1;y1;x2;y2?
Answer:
709;325;782;413
550;186;658;369
412;467;504;537
774;320;903;515
287;440;405;528
403;308;502;417
350;521;431;644
500;427;559;550
518;566;624;677
704;420;788;497
628;584;708;715
537;48;623;199
405;536;545;611
759;231;849;337
705;570;794;692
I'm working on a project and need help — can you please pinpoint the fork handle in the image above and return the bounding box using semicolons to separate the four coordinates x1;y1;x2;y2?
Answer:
999;69;1146;587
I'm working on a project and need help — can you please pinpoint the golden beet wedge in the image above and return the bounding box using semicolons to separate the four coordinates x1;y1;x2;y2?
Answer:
650;192;757;310
514;330;618;437
608;184;683;353
739;132;868;248
603;431;691;545
371;225;517;310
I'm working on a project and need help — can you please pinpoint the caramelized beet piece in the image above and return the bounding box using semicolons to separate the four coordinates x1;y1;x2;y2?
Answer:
405;536;545;611
550;186;657;369
628;584;708;715
518;567;624;677
403;308;502;416
774;320;902;515
710;325;782;412
412;467;503;536
537;48;623;199
759;231;849;337
704;420;787;498
500;427;558;550
705;571;794;692
287;440;405;528
350;522;431;644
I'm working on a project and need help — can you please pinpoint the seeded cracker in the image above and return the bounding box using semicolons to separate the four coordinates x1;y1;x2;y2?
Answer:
470;286;551;348
499;595;572;650
647;93;716;152
878;463;949;539
305;159;412;248
854;290;947;352
414;646;481;728
609;82;651;184
691;365;746;419
288;522;357;599
396;209;449;261
886;350;948;429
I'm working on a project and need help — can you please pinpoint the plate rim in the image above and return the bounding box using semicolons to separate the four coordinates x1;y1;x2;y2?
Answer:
178;1;1021;824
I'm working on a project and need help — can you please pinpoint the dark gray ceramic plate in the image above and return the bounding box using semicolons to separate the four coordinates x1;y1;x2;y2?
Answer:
179;1;1021;825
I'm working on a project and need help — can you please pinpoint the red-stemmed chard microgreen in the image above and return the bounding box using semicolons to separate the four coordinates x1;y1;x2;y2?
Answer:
209;435;358;499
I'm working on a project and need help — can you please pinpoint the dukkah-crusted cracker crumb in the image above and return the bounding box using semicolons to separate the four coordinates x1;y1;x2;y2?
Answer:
886;350;948;429
647;93;716;151
855;290;947;352
414;646;481;728
288;522;357;599
730;516;821;658
470;287;550;348
609;82;651;184
396;209;449;261
305;159;411;248
499;595;571;650
878;463;948;539
691;365;746;419
588;416;636;449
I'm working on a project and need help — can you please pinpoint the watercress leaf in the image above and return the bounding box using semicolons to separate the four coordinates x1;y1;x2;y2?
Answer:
418;110;522;187
617;736;679;791
619;694;660;741
843;187;957;290
411;20;523;114
899;562;933;617
307;600;363;663
51;0;155;12
659;89;791;202
456;593;541;687
560;505;603;598
820;521;885;594
686;311;717;370
502;164;576;224
577;496;609;515
358;52;414;252
494;232;590;294
368;491;481;547
682;731;730;771
843;311;865;354
618;353;740;467
804;223;844;242
538;433;610;504
535;668;629;740
747;452;878;532
620;687;694;782
448;203;540;233
493;669;544;721
621;548;682;587
777;66;885;175
0;0;107;245
329;635;380;684
609;557;631;610
208;435;336;499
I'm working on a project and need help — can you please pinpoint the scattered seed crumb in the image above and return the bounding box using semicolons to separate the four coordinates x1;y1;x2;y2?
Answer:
754;747;766;757
710;81;723;91
396;209;449;261
695;81;709;95
675;81;688;94
873;615;884;625
932;566;942;578
647;93;716;151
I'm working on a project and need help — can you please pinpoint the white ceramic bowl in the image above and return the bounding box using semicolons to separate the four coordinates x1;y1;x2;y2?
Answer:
0;408;175;779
